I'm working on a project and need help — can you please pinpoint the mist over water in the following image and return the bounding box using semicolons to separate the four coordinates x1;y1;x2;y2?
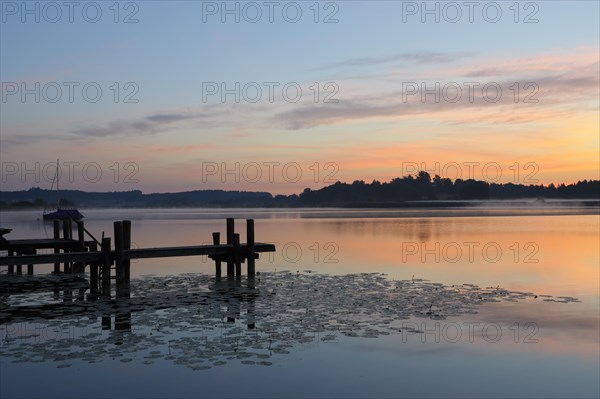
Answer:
1;208;598;398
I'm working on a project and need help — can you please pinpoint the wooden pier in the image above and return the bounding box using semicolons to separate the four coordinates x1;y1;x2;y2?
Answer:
0;218;275;294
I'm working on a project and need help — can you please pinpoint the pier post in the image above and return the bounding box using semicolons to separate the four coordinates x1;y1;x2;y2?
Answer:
226;218;235;276
101;237;111;291
212;232;221;276
123;220;131;285
53;220;60;273
7;251;14;274
27;248;34;275
114;221;125;286
74;221;85;273
89;241;99;296
247;219;255;275
77;221;85;247
62;220;71;273
233;233;241;277
63;219;73;240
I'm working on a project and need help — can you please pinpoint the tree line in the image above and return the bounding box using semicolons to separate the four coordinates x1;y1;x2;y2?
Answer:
1;172;598;208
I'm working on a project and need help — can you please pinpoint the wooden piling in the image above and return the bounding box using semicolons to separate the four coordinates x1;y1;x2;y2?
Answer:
101;237;111;290
62;219;73;240
227;218;235;242
77;221;85;247
53;220;60;273
212;232;221;276
8;251;14;274
233;233;241;277
27;249;34;275
114;221;124;286
123;220;131;284
62;220;71;273
226;218;235;276
89;241;99;294
247;219;255;275
74;221;86;273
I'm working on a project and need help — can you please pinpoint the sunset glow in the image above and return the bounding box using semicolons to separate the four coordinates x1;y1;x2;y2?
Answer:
1;2;598;194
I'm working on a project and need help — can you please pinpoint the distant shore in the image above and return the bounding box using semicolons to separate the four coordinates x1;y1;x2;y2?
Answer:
2;175;598;209
2;199;599;211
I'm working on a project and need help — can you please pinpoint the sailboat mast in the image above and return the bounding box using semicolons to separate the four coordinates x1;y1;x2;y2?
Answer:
56;159;60;208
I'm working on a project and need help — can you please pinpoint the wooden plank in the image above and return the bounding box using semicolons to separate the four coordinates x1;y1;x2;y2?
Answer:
0;252;101;266
0;239;82;251
0;244;275;265
124;243;274;260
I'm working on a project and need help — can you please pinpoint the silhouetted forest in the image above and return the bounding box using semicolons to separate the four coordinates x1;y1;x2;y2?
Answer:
1;172;598;208
293;172;600;205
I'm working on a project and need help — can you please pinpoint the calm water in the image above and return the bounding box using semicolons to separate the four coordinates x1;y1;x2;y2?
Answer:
1;208;599;398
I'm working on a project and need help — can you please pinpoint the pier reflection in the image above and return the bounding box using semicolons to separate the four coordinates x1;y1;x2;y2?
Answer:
0;271;583;371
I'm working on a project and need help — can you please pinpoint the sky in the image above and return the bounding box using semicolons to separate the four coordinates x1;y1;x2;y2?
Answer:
1;0;599;194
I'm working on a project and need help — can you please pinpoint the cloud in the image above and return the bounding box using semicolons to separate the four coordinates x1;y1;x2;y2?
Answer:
0;132;88;150
145;113;197;123
461;49;600;77
274;61;600;130
70;108;222;138
318;51;476;70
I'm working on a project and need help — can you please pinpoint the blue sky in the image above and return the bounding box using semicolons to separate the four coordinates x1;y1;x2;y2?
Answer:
1;1;599;193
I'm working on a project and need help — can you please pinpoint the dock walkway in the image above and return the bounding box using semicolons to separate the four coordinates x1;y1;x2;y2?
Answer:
0;218;275;295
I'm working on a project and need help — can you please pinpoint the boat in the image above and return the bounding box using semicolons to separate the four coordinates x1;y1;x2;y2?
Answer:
43;208;84;221
42;159;84;221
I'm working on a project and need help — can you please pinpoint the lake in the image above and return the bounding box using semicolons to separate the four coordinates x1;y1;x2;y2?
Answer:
1;208;599;398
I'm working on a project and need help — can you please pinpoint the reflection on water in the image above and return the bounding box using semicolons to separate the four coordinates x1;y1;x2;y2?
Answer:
0;209;598;398
0;272;582;371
